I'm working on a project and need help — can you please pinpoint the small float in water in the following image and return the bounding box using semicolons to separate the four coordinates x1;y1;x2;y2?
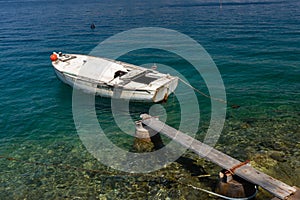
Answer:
50;52;178;102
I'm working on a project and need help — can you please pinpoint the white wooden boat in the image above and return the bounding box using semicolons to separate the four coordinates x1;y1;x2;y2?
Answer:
50;52;178;102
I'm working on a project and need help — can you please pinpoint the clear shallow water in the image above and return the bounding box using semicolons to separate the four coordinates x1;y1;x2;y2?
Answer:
0;0;299;199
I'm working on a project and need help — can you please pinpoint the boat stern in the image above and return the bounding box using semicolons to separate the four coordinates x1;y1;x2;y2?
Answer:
152;76;178;102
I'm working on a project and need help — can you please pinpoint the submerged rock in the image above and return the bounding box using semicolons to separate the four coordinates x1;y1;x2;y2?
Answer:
269;151;287;162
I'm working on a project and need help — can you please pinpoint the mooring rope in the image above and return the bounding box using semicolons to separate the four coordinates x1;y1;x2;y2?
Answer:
0;155;257;199
178;77;227;104
187;183;258;200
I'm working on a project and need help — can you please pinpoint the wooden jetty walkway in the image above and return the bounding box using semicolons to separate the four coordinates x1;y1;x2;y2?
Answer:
140;114;299;200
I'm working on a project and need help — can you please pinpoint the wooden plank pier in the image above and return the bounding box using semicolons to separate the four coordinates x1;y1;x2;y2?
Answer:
140;114;299;200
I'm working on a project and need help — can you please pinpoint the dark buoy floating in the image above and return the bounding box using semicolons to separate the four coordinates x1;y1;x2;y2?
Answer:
90;23;95;30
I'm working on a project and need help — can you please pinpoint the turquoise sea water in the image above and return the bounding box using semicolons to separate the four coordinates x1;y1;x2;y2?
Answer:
0;0;299;199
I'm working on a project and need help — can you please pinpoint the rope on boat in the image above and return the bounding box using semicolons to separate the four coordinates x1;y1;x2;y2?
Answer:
178;77;227;104
0;155;257;199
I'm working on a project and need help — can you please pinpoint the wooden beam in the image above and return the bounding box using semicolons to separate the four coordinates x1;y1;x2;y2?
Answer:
272;187;300;200
140;114;297;200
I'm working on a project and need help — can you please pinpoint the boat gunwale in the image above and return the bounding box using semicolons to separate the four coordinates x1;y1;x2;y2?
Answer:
54;68;155;94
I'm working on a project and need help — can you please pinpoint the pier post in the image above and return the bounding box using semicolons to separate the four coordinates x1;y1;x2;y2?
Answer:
133;121;154;152
215;169;256;198
133;120;165;152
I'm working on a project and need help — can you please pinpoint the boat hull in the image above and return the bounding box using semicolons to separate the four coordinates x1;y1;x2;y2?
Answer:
54;68;178;102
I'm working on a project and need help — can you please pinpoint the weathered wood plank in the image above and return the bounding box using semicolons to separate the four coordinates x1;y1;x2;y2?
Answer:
272;187;300;200
140;114;297;200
